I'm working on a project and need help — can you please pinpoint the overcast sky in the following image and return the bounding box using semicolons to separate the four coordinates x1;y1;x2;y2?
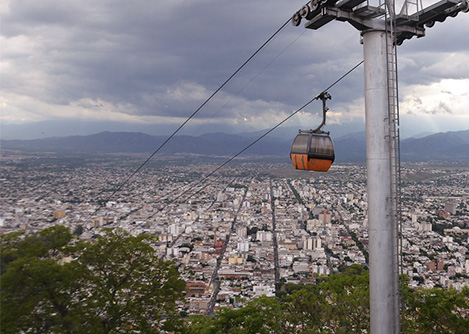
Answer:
1;0;468;139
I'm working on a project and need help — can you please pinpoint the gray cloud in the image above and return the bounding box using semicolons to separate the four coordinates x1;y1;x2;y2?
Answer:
1;0;468;139
435;101;453;114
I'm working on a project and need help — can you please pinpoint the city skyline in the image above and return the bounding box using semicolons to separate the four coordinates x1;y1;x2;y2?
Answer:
1;157;468;312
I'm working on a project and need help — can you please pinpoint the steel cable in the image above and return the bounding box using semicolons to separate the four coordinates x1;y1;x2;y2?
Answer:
85;17;293;221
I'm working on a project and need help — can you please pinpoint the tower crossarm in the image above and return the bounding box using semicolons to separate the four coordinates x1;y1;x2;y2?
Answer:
293;0;468;45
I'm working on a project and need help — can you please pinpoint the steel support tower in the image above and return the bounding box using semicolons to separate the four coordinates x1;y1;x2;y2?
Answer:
292;0;468;333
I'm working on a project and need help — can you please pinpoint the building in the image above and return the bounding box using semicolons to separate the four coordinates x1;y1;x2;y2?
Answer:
237;241;249;253
445;201;457;215
53;209;66;219
256;231;272;242
304;236;322;250
319;210;331;224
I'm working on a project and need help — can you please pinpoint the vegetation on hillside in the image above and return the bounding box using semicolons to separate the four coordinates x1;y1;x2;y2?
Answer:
188;265;468;334
1;227;467;333
1;227;186;333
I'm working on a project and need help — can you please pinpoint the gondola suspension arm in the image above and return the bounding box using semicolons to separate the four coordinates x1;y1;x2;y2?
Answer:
312;91;331;134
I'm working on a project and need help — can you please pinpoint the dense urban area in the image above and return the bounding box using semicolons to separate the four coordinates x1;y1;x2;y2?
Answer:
1;154;468;315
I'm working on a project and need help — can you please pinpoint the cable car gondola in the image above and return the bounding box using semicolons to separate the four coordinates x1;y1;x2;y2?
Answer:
290;92;335;172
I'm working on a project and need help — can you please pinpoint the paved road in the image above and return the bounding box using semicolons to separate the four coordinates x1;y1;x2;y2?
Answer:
206;186;249;315
270;179;280;285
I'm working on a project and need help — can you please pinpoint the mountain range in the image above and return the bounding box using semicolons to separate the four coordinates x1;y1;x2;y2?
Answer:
2;129;469;163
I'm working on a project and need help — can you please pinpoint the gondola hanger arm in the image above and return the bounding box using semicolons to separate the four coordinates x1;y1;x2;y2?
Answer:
310;91;331;134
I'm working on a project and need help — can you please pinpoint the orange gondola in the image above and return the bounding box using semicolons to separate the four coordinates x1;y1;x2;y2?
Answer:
291;131;335;171
290;92;335;172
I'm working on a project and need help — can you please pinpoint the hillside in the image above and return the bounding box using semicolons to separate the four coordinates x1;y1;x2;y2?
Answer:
2;129;469;162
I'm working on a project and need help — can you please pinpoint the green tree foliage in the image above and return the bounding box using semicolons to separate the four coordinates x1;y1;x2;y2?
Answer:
1;227;186;334
1;226;81;333
3;228;468;334
189;265;468;334
405;286;469;334
189;296;284;334
1;226;74;274
189;265;369;334
1;256;82;333
281;264;369;334
75;228;186;333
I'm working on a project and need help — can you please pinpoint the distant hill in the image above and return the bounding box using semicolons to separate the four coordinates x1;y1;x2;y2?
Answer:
333;131;367;163
0;131;292;158
400;130;469;161
332;129;469;162
2;130;469;162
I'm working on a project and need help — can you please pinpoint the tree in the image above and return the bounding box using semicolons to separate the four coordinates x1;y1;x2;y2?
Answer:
1;226;74;274
190;265;370;334
189;296;285;334
405;286;469;334
1;226;81;333
246;255;256;262
1;227;186;334
1;257;83;334
282;264;370;333
282;288;332;333
75;228;186;333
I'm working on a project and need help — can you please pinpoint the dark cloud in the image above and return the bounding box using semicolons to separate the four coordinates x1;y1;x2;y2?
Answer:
1;0;468;139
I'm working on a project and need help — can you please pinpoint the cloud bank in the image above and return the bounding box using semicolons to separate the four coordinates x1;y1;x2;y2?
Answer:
1;0;468;139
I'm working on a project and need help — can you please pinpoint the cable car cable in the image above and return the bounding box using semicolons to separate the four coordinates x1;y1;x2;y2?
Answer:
85;17;294;222
190;29;307;137
101;59;364;227
100;28;309;219
170;60;364;204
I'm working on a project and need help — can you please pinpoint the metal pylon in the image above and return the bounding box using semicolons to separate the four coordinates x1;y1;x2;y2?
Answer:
291;1;468;332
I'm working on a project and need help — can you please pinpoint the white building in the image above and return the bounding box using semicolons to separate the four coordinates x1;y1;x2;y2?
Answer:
304;236;322;250
237;241;250;253
256;231;272;242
